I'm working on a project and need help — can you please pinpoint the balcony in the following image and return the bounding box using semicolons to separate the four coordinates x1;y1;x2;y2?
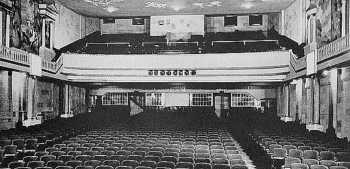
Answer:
290;51;306;72
42;55;63;73
64;31;283;55
61;51;290;83
0;45;31;66
0;45;63;75
317;34;350;63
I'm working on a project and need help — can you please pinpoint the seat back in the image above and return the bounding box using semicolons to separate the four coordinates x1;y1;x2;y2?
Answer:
303;150;319;160
291;163;309;169
320;151;335;161
319;160;337;168
310;165;328;169
284;157;302;168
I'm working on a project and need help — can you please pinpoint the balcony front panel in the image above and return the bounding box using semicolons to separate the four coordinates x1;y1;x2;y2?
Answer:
62;51;290;82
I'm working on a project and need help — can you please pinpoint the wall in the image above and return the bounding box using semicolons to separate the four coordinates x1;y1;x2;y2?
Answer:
150;15;205;36
11;71;27;124
0;70;12;130
33;79;61;121
283;0;303;43
206;14;269;33
315;0;342;47
101;18;148;34
54;1;100;49
69;85;86;115
319;76;330;132
338;67;350;138
82;17;101;37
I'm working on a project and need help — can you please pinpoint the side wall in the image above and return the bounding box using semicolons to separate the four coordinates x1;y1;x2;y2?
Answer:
277;66;350;139
54;1;100;49
0;69;87;130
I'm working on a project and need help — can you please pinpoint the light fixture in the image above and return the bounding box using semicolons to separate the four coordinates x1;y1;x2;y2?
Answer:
106;6;117;13
241;2;254;9
321;70;329;77
84;0;124;12
169;0;187;11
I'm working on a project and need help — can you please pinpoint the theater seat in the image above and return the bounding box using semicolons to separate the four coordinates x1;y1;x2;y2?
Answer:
329;167;348;169
310;165;328;169
75;166;94;169
212;164;230;169
102;160;120;168
95;165;114;169
8;161;25;169
194;163;211;169
319;160;337;168
302;159;319;168
291;163;309;169
140;161;156;168
231;165;249;169
338;162;350;169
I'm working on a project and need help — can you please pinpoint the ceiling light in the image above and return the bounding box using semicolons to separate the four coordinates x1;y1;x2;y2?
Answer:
241;2;254;9
169;0;187;11
106;6;117;12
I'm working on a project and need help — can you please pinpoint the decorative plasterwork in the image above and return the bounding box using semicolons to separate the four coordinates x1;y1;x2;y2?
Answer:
145;1;167;8
192;1;222;8
84;0;125;12
56;0;295;16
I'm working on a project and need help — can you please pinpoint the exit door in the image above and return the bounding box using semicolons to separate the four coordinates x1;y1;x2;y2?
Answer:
214;93;230;118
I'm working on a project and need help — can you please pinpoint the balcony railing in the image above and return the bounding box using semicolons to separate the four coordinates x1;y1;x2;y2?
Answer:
42;54;63;73
0;45;30;66
0;45;63;74
39;47;56;61
290;51;306;72
317;34;350;62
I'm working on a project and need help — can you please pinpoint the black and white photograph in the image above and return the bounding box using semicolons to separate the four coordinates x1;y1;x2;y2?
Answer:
0;0;350;169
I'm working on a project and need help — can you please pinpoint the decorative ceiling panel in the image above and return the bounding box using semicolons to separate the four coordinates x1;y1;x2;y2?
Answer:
56;0;295;17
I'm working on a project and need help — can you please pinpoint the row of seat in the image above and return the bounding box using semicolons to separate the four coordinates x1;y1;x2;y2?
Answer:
1;127;254;169
250;130;350;169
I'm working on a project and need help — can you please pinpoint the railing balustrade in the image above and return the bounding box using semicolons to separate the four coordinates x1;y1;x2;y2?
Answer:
0;45;63;74
317;34;350;62
290;51;306;72
0;45;30;65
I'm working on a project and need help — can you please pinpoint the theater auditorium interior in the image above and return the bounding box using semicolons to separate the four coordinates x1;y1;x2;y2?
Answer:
1;0;350;169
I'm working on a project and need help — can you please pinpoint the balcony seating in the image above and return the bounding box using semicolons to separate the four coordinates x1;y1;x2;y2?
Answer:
59;30;284;55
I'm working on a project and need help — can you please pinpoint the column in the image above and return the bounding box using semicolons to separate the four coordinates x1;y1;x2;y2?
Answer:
326;69;338;136
286;84;290;117
0;10;3;46
8;71;13;128
42;19;46;47
313;76;320;124
5;13;10;47
281;10;285;35
26;75;36;122
50;22;54;49
64;84;70;116
342;0;347;36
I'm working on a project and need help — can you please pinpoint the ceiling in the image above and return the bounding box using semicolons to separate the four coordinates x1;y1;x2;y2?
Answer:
56;0;295;17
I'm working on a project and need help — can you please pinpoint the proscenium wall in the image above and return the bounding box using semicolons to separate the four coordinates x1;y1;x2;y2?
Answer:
55;1;100;49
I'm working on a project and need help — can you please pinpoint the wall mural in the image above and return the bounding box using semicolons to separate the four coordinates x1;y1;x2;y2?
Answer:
315;0;342;47
10;0;45;54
